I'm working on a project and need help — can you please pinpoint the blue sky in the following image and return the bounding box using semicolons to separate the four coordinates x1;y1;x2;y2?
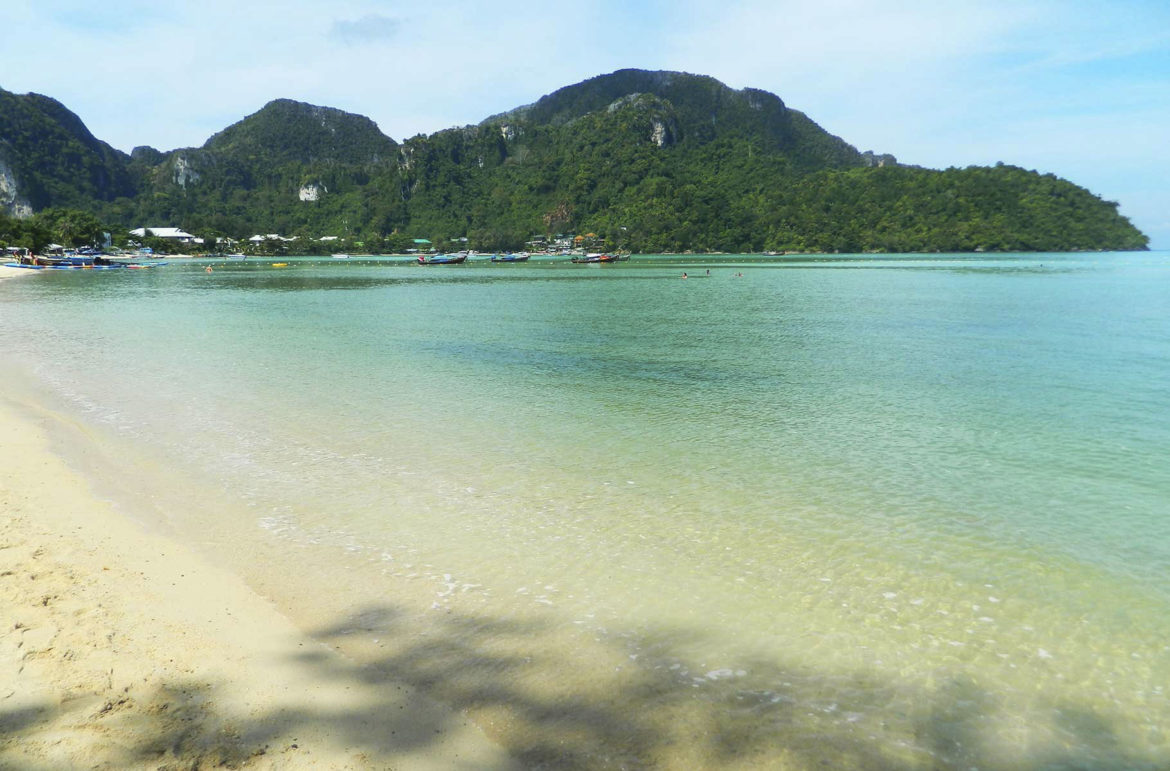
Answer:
4;0;1168;248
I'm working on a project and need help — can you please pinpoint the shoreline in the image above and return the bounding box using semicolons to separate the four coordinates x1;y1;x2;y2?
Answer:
0;396;518;769
0;265;36;280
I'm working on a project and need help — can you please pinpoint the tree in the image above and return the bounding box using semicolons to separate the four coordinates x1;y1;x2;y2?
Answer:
39;207;105;247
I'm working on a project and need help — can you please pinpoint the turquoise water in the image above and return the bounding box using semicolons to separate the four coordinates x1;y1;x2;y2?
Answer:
2;253;1168;768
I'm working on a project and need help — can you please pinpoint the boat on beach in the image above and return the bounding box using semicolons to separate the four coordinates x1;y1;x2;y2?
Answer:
3;254;166;270
418;252;469;265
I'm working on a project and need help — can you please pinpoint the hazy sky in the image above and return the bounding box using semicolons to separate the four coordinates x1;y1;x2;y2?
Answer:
5;0;1168;248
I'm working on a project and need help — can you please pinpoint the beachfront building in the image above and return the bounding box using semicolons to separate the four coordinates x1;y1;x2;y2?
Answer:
129;227;202;244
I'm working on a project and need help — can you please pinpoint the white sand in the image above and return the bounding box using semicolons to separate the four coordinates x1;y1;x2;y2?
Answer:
0;398;519;770
0;265;35;280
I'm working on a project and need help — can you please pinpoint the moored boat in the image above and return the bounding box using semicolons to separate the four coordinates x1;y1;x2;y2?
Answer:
418;252;468;265
571;253;619;263
490;253;530;262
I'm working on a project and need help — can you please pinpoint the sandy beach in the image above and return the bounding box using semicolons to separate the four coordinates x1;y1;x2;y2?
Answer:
0;397;518;770
0;265;33;280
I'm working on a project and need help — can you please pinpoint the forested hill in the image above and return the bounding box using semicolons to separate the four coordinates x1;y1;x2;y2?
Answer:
0;89;134;214
487;69;865;171
0;71;1150;253
203;99;399;166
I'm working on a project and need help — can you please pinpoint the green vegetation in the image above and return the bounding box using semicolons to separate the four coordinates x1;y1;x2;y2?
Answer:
0;91;135;212
0;208;107;253
0;70;1149;253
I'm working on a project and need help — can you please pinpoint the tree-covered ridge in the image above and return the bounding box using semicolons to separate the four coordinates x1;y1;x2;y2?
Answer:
491;69;864;171
765;164;1147;254
203;99;399;167
95;99;410;241
397;88;1147;253
0;71;1150;253
0;89;134;211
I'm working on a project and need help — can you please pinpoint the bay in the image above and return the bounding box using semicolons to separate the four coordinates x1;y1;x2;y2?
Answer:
2;252;1168;768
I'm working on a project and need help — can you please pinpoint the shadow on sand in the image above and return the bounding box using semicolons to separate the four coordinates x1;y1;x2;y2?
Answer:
5;600;1162;770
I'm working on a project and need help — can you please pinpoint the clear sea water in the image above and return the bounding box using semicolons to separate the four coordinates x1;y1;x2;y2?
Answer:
2;252;1168;768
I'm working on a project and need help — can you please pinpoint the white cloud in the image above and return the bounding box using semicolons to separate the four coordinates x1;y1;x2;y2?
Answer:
330;14;402;45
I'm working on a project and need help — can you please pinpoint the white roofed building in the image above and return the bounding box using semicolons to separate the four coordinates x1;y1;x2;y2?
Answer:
130;227;201;244
249;234;296;242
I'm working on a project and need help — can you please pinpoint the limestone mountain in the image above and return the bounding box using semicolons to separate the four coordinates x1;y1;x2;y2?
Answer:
0;88;134;215
127;99;405;237
0;71;1150;252
203;99;399;167
488;68;864;170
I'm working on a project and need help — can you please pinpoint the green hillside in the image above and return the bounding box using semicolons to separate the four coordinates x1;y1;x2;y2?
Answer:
0;71;1150;253
0;90;134;213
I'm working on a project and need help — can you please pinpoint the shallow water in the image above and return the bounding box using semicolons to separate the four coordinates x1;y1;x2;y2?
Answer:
3;253;1168;768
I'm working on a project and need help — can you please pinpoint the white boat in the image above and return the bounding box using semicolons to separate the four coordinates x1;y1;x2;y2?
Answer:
332;253;350;259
